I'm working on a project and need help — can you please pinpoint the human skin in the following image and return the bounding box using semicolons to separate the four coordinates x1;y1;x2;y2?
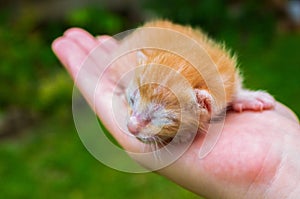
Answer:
52;28;300;199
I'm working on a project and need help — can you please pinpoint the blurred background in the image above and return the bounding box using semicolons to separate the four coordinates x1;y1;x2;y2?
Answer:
0;0;299;198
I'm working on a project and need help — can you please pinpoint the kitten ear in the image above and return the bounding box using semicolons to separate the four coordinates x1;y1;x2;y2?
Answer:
137;50;147;64
194;89;213;114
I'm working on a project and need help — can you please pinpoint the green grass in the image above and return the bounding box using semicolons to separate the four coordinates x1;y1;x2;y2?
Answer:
227;33;300;117
0;117;202;199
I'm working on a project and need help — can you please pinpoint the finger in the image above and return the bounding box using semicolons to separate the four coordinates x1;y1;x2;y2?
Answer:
52;36;88;78
86;35;119;73
96;35;113;42
64;28;99;53
53;31;142;148
95;35;119;53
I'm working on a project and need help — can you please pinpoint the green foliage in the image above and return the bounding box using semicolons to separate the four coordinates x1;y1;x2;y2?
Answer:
37;71;73;114
0;8;62;112
0;118;201;199
144;0;276;42
237;33;300;116
66;7;124;35
0;6;126;115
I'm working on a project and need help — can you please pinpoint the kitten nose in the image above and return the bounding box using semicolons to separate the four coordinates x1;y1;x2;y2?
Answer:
127;116;141;135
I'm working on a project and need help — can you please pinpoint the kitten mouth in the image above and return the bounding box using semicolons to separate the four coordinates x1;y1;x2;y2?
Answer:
136;135;156;143
136;135;172;144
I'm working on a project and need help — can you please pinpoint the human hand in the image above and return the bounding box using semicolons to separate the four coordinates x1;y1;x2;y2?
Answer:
52;28;300;199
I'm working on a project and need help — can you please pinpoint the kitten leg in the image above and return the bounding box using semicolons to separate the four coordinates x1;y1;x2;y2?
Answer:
232;89;275;112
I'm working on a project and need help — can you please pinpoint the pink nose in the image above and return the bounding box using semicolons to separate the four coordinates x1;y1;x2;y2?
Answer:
127;116;141;135
127;116;151;135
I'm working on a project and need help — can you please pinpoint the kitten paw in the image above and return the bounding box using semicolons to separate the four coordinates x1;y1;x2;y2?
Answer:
232;90;275;112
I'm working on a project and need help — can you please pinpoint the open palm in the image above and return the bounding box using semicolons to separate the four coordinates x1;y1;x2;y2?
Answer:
52;28;299;199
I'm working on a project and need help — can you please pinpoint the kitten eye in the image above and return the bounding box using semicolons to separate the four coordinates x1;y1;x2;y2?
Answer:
129;96;134;105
